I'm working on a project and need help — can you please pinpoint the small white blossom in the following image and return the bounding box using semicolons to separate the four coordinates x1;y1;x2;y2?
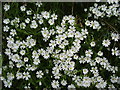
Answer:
61;79;67;86
20;6;26;11
16;72;23;79
41;11;50;19
25;18;30;23
26;10;32;15
111;47;120;56
85;49;93;57
36;70;44;78
83;69;89;74
23;72;31;80
30;20;38;29
24;57;29;62
3;19;10;24
111;33;119;41
36;2;42;7
20;22;26;29
102;39;111;47
90;41;96;47
33;59;40;65
48;19;54;25
51;80;59;88
97;51;103;56
20;50;26;56
4;4;10;11
3;25;10;32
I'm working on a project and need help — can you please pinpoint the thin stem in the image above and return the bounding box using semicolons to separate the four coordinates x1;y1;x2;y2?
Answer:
102;19;118;33
72;1;74;15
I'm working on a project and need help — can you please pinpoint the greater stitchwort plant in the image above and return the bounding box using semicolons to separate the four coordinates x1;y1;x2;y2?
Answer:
1;1;120;89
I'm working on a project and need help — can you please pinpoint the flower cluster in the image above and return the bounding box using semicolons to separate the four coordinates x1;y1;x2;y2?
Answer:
1;2;120;89
88;3;120;18
96;0;119;4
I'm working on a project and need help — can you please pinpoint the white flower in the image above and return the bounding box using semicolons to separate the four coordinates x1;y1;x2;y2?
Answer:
25;18;30;23
95;81;107;88
43;52;50;59
110;75;118;83
83;69;89;74
36;70;44;78
8;61;14;69
33;59;40;65
20;22;26;29
85;49;93;57
23;72;31;80
97;76;103;82
111;47;120;56
82;81;91;87
3;25;9;32
60;34;67;40
39;81;42;86
84;8;87;12
108;84;115;88
68;15;75;25
24;57;29;62
68;84;76;89
24;85;31;89
20;6;26;11
81;28;88;35
49;40;56;47
28;38;36;48
41;11;50;19
117;77;120;84
48;19;54;25
82;77;91;87
51;13;58;20
12;54;20;62
4;4;10;11
61;79;67;86
97;51;103;56
30;20;38;29
16;61;24;68
7;73;14;80
73;54;79;60
51;80;59;88
90;20;101;29
5;48;11;56
45;69;49;74
3;80;12;88
16;72;23;79
111;33;119;41
10;29;17;36
95;57;102;63
56;26;65;34
102;39;111;47
32;50;39;59
41;27;49;38
90;41;96;47
38;19;43;24
30;66;37;71
59;44;65;49
75;31;82;38
0;76;5;81
68;65;74;71
20;50;26;55
3;19;10;24
26;10;32;15
36;2;42;7
85;20;91;26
